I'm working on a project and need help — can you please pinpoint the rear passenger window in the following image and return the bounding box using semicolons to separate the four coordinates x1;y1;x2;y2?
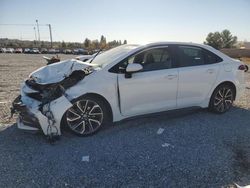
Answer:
178;46;205;67
178;46;222;67
203;50;223;64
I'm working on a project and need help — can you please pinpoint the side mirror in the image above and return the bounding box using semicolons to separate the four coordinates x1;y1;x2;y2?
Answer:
125;63;143;78
126;63;143;73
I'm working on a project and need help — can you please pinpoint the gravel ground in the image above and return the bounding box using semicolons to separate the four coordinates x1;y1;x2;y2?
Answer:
0;54;250;187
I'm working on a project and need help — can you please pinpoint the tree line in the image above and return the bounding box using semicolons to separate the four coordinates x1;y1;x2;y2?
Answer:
0;30;239;50
0;35;127;50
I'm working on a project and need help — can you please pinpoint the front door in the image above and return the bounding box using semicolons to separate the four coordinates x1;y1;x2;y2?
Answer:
118;46;178;116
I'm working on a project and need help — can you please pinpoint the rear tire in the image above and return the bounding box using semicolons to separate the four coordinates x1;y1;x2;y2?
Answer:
61;96;109;136
209;84;235;114
245;65;249;72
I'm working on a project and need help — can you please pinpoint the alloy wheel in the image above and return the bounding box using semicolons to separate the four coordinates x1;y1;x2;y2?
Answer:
66;99;103;135
213;87;233;113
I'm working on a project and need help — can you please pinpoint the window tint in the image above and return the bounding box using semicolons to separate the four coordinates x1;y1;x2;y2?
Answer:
178;46;205;67
203;50;223;64
109;47;175;73
130;48;174;72
178;45;223;67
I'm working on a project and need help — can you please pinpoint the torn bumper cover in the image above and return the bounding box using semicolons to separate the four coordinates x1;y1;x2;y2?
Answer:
12;93;72;135
12;95;40;131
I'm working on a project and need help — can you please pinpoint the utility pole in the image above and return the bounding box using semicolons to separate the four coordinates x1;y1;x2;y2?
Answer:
34;27;37;41
33;27;37;47
48;24;53;48
36;19;40;41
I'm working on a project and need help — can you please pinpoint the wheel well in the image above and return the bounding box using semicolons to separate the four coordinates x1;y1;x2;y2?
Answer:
213;81;236;100
82;93;113;122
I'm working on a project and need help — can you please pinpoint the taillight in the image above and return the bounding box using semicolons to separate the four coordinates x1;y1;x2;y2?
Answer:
238;65;246;71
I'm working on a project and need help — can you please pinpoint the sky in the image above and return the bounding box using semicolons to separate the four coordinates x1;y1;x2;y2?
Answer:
0;0;250;44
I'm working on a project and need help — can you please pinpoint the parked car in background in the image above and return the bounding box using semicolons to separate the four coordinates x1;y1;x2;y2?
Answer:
29;48;40;54
63;49;72;54
12;42;246;137
14;48;23;53
5;48;14;53
41;48;48;54
48;48;56;54
24;48;31;53
0;48;6;53
73;48;88;55
73;48;79;54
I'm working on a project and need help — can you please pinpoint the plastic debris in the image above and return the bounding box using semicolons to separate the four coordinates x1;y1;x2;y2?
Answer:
162;143;174;148
157;128;165;135
81;156;90;162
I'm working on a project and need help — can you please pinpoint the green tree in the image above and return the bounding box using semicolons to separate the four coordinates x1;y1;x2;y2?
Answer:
41;41;46;48
61;41;66;48
204;32;223;49
91;40;99;50
204;29;237;49
220;29;237;48
100;35;106;49
83;38;91;49
123;40;127;44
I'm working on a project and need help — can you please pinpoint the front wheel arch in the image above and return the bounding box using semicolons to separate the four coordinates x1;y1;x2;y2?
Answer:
68;93;113;123
61;93;113;136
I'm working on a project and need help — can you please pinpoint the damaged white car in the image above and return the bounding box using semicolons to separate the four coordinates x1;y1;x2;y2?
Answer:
12;42;245;138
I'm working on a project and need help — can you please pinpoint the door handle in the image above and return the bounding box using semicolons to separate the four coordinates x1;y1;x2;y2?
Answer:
206;69;214;74
166;74;177;80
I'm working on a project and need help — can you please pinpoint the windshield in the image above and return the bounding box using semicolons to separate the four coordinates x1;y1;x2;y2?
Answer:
90;44;139;67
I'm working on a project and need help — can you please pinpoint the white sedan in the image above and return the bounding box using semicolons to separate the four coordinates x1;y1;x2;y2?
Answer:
12;42;245;137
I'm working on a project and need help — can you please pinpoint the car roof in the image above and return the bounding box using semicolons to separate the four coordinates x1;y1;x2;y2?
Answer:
129;42;231;60
136;41;209;48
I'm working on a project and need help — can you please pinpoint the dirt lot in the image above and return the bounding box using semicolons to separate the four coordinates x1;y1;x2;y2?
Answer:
0;54;250;187
241;57;250;65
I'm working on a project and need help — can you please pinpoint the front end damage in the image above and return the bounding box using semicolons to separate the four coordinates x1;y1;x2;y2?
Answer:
11;60;94;139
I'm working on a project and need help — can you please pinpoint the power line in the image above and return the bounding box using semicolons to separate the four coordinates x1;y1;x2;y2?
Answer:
0;24;48;26
0;23;53;45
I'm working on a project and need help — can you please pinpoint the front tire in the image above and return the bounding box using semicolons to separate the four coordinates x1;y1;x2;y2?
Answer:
62;96;109;136
209;84;235;113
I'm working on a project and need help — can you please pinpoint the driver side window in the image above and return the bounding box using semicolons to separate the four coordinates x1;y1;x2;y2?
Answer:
109;47;174;73
128;47;173;72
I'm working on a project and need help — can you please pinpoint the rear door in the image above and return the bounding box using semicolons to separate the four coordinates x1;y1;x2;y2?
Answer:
175;45;222;107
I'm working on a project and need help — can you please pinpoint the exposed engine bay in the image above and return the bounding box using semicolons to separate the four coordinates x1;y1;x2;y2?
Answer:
11;59;95;141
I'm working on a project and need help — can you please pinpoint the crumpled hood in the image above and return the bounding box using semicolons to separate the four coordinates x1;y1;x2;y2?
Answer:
29;59;95;84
